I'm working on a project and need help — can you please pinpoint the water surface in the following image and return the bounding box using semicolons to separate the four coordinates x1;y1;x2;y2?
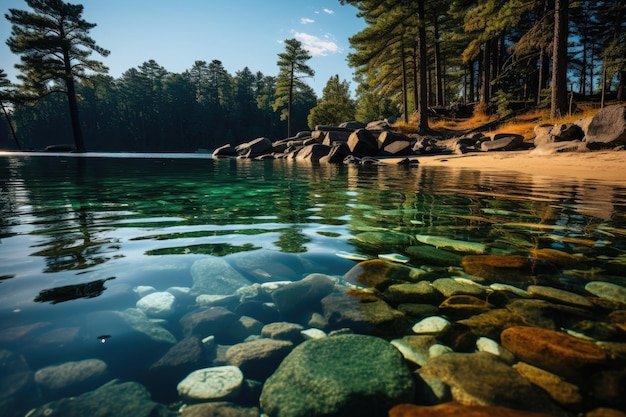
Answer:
1;152;625;415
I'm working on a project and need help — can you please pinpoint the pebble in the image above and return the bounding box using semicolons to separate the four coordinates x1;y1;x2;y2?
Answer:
136;291;176;318
412;316;450;334
301;328;327;340
177;366;244;402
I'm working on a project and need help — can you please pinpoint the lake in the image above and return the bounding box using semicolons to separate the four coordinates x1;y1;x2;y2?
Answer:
1;152;625;417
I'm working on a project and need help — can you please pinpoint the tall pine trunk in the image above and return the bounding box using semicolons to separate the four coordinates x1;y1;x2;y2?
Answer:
551;0;569;118
63;48;86;152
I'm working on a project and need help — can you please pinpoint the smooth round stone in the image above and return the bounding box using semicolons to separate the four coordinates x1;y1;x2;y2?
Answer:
527;285;594;309
412;316;450;334
136;291;176;318
177;366;244;402
301;328;327;340
585;281;626;304
476;337;516;363
134;285;156;298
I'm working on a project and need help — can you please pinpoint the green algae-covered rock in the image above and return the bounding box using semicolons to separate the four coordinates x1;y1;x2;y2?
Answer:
260;334;414;417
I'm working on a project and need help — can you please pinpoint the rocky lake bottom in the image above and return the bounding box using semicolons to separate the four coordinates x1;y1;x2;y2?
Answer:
0;154;625;417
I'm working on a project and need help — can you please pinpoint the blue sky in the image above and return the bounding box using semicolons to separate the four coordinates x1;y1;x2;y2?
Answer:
0;0;366;96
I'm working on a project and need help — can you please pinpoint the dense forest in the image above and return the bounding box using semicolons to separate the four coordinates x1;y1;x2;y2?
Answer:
0;0;625;152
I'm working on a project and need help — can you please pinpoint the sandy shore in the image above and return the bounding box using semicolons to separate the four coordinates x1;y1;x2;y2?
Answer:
411;150;626;183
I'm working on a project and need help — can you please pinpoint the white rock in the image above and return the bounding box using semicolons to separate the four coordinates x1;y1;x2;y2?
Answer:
412;316;450;334
136;291;176;318
428;344;453;358
177;366;243;401
301;328;327;340
489;283;530;298
134;285;157;298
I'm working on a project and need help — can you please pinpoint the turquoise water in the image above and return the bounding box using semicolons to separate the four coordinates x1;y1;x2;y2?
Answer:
1;152;625;415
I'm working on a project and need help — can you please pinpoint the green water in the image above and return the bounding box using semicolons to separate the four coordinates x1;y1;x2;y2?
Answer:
0;153;625;415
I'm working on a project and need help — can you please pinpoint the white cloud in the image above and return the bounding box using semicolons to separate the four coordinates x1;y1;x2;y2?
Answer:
323;8;335;15
293;31;341;57
300;17;315;24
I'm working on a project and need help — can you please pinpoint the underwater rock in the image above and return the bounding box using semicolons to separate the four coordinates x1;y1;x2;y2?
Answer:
177;366;244;402
476;337;516;364
385;281;444;305
149;337;209;382
225;339;293;381
0;349;36;417
512;362;584;410
461;255;532;283
432;278;486;298
261;322;304;343
321;290;409;338
180;306;238;343
190;257;252;295
504;299;590;331
136;291;177;318
24;379;175;417
527;285;594;309
270;273;336;317
418;352;567;416
389;403;555;417
260;334;415;417
458;309;527;340
115;308;177;345
501;326;608;379
390;335;438;366
438;295;494;316
530;248;585;268
585;281;626;305
354;230;415;246
34;359;108;395
412;316;451;334
344;259;424;291
405;244;463;266
179;402;260;417
415;234;487;254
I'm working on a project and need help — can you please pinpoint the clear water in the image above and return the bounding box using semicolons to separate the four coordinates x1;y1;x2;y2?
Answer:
1;152;625;415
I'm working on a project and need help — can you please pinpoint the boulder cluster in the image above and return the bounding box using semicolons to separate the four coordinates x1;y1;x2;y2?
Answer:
6;245;625;417
212;105;626;163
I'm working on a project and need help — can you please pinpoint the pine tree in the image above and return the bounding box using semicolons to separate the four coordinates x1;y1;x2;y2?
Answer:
5;0;109;152
273;38;315;137
308;75;356;128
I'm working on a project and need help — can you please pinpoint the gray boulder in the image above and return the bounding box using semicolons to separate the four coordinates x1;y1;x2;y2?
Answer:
235;137;273;157
260;334;415;417
584;105;626;148
481;134;524;151
190;257;252;295
34;359;108;396
347;129;378;157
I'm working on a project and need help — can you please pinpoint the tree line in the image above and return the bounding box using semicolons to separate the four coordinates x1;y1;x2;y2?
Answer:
345;0;625;127
1;0;625;152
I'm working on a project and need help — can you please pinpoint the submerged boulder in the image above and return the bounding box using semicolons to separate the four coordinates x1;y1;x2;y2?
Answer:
260;334;414;417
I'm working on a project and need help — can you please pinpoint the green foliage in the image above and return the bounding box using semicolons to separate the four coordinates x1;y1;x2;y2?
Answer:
490;89;513;116
273;38;316;137
308;75;356;128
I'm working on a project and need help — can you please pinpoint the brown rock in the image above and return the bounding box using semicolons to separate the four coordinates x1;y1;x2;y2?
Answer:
462;255;533;284
344;259;419;291
512;362;583;410
458;309;527;340
500;326;607;379
389;402;555;417
439;295;494;316
225;338;293;381
261;322;304;343
530;248;584;268
586;408;626;417
527;285;594;309
180;402;260;417
418;352;565;415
